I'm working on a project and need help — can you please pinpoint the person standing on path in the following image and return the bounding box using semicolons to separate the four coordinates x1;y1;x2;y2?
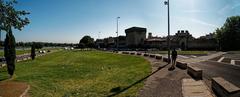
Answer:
169;48;177;70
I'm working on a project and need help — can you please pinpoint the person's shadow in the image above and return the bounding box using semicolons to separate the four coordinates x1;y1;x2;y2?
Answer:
168;66;175;71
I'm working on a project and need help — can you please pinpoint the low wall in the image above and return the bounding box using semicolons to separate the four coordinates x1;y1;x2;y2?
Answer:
187;65;202;80
212;77;240;97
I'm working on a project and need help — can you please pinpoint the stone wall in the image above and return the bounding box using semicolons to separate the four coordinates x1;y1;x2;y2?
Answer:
188;39;217;50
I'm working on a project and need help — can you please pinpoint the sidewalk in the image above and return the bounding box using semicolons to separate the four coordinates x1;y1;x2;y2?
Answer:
118;51;217;97
138;57;191;97
137;55;216;97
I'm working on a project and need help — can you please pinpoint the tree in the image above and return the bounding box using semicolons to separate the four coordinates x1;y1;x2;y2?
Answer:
79;35;94;48
31;43;36;60
34;42;43;49
0;0;30;77
78;43;85;49
4;30;16;76
215;16;240;51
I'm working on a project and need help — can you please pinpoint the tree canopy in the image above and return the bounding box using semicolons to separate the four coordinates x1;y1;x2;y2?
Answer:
34;42;43;49
0;0;30;32
79;35;95;48
215;16;240;51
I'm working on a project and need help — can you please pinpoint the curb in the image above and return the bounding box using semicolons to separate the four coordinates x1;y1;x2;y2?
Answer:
20;85;30;97
176;61;188;69
212;77;240;97
187;65;203;80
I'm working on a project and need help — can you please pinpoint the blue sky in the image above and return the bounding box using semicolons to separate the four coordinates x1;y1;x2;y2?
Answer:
4;0;240;43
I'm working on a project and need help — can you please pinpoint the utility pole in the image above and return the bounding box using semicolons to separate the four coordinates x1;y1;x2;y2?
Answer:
0;29;1;42
116;17;120;51
164;0;171;63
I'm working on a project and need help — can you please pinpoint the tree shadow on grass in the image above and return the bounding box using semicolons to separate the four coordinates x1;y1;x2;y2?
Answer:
108;63;169;97
0;76;9;81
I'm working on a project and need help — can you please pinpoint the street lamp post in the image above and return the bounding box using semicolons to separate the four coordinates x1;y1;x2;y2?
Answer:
0;30;1;47
98;32;101;49
116;17;120;51
164;0;171;63
98;32;101;39
0;29;1;42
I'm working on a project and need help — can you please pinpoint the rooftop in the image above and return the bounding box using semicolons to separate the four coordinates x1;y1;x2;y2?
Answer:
125;27;147;33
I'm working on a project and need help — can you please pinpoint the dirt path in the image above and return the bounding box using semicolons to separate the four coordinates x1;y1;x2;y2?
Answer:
0;81;29;97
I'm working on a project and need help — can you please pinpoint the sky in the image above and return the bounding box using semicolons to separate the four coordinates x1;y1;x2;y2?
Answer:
2;0;240;43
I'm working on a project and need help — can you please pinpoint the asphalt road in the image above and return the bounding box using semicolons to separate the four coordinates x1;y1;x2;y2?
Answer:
224;51;240;60
194;61;240;87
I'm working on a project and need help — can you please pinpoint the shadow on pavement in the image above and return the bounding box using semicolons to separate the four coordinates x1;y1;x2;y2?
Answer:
108;63;169;97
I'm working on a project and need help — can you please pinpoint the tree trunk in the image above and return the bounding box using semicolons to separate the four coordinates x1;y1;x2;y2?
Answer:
31;44;36;60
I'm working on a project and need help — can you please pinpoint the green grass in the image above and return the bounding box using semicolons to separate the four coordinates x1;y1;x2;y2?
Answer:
0;50;151;97
0;50;30;57
149;50;208;55
0;47;62;57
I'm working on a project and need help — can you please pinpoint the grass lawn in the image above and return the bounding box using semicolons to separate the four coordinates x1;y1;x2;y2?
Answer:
0;50;151;97
0;50;30;57
149;50;209;55
0;47;62;57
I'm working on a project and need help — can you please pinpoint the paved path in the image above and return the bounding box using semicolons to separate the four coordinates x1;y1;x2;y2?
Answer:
182;78;214;97
137;57;192;97
0;81;30;97
119;51;218;97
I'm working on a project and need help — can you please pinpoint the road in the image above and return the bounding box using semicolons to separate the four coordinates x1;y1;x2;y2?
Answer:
194;60;240;87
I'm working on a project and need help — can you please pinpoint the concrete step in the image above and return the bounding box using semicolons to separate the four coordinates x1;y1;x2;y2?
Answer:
182;78;215;97
212;77;240;97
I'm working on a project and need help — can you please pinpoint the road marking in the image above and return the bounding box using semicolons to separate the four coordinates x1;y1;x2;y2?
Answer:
231;60;235;65
178;55;189;59
217;57;225;62
208;60;240;67
191;55;197;58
